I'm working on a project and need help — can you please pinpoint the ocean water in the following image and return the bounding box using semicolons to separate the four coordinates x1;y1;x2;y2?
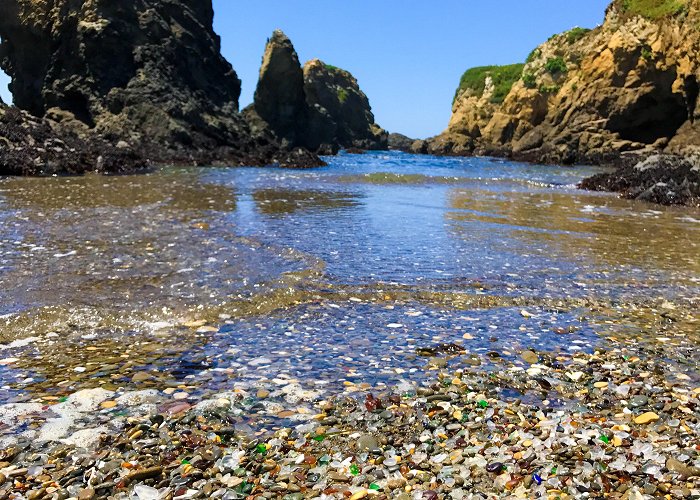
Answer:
0;151;697;405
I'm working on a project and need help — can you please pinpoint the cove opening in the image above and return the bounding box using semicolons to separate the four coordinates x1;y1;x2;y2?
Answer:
0;37;11;104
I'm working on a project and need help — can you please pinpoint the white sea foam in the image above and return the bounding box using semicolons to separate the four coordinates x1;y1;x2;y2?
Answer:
0;336;41;350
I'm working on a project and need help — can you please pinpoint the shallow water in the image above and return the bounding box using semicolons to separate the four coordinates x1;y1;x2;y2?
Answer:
0;151;698;408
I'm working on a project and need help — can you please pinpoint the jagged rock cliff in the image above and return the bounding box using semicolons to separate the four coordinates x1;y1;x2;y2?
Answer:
428;0;700;166
0;0;323;168
248;30;387;153
303;59;388;151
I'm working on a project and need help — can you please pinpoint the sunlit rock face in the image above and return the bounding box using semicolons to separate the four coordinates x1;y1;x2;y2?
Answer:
428;0;700;165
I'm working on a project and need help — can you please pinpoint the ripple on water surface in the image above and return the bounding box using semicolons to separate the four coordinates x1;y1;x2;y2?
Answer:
0;152;698;410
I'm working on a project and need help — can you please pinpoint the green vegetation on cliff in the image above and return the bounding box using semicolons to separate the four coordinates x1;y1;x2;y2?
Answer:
526;48;541;64
454;64;525;105
522;72;537;88
566;27;591;44
619;0;687;19
545;57;568;75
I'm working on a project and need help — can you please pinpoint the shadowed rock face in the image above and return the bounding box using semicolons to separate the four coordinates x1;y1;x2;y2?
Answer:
387;133;417;152
0;0;324;167
253;30;308;147
251;30;387;152
579;154;700;206
303;59;388;151
427;0;700;166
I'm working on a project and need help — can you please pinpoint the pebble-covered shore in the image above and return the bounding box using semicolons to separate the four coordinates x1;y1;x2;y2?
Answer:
0;151;698;499
1;343;699;500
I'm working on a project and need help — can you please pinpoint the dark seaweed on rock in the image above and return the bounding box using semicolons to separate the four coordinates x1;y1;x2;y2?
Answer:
0;105;147;176
580;154;700;206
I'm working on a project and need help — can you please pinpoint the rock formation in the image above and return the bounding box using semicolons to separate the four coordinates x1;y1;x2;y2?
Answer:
0;104;145;176
427;0;700;166
251;30;309;148
0;0;324;169
580;154;700;205
388;133;417;152
303;59;388;151
249;30;387;153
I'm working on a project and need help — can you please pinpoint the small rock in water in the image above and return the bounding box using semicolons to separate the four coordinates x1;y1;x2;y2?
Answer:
629;395;649;408
131;372;153;383
427;357;447;368
667;457;700;478
464;355;481;366
159;401;192;415
521;350;539;364
77;488;96;500
328;471;350;482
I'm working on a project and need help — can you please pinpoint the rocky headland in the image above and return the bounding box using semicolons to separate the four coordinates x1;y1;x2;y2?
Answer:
420;0;700;205
0;1;385;175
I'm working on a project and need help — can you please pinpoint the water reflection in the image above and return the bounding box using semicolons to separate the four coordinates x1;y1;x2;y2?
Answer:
446;188;700;278
0;170;236;212
336;172;462;185
253;188;361;215
0;169;308;320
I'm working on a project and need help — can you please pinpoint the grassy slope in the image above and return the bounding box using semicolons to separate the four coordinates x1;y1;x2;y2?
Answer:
619;0;688;19
453;64;525;105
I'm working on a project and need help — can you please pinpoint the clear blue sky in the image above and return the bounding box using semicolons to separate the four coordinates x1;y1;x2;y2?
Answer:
0;1;610;138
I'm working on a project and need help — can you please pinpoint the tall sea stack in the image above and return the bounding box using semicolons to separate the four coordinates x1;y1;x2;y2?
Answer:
249;30;388;153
